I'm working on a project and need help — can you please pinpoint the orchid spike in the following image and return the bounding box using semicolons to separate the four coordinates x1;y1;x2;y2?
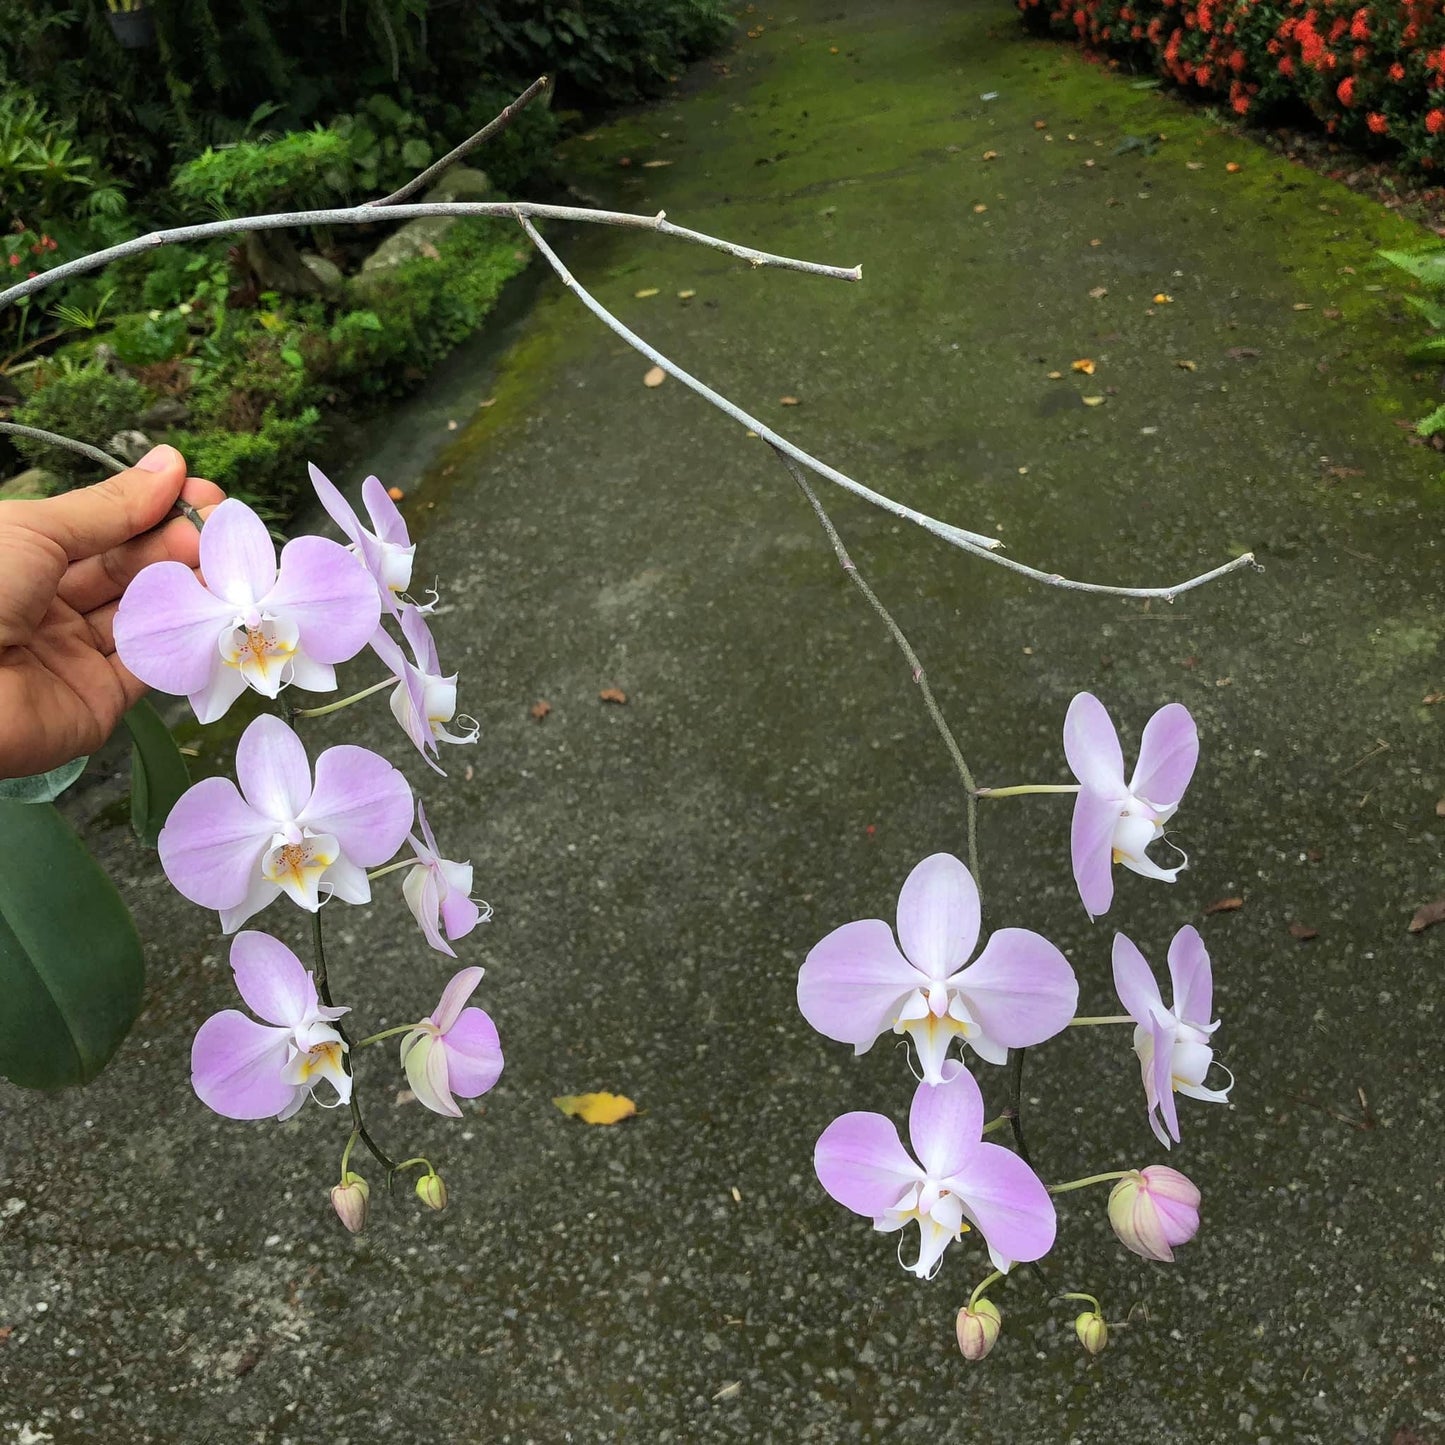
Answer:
1108;1165;1201;1262
815;1067;1056;1277
159;713;413;933
191;931;351;1120
1113;926;1230;1147
115;497;380;723
309;463;418;616
403;802;488;957
1064;692;1198;919
798;853;1078;1083
399;967;504;1117
370;611;478;772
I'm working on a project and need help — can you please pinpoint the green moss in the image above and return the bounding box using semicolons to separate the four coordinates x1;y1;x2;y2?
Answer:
12;365;145;487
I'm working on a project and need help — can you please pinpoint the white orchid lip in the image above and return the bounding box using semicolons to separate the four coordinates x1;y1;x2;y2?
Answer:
220;612;300;696
262;830;341;909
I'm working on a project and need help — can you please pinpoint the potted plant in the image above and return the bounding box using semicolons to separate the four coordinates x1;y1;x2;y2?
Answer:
104;0;155;49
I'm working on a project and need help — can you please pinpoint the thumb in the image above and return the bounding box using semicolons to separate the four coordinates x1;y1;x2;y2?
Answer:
17;445;190;562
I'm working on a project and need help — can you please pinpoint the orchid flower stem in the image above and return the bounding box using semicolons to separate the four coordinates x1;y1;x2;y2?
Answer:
339;1128;360;1180
1006;1046;1031;1163
976;784;1081;799
769;446;982;894
1060;1291;1102;1313
969;1270;1006;1310
366;857;415;882
354;1024;418;1049
1048;1171;1129;1195
981;1115;1011;1136
393;1157;434;1177
310;910;401;1175
1068;1015;1134;1027
295;678;394;718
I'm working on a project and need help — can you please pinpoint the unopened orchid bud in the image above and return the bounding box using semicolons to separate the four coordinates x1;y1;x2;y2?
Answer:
330;1171;370;1234
1108;1165;1200;1262
1074;1311;1108;1356
955;1298;1002;1361
415;1171;448;1211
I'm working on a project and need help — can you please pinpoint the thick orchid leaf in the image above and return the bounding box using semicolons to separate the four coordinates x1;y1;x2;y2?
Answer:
0;756;88;804
0;800;144;1089
123;697;190;848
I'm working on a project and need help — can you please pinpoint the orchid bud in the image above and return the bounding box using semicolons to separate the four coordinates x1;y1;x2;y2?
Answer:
955;1298;1001;1361
330;1172;370;1234
1074;1311;1108;1356
416;1172;448;1211
1108;1165;1200;1262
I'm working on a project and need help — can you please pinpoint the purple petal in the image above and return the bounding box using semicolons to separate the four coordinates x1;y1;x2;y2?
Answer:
1143;1166;1201;1246
191;1010;296;1119
442;1007;503;1098
362;475;410;545
401;606;441;673
433;966;484;1033
415;800;441;858
797;918;919;1049
1112;933;1163;1026
814;1111;921;1219
235;714;312;822
1148;1009;1181;1145
267;536;381;664
1166;925;1213;1024
308;462;362;545
114;562;233;696
896;853;979;976
199;499;277;607
301;745;413;865
907;1069;983;1179
440;889;481;941
158;777;271;909
1063;692;1126;794
1071;787;1119;919
229;931;316;1027
949;1142;1056;1265
956;929;1078;1048
1130;703;1198;806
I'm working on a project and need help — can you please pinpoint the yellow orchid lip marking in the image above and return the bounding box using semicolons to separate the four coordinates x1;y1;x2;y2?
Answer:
264;840;336;889
297;1040;345;1081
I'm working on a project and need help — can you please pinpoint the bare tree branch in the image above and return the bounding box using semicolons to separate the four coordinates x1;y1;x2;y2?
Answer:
0;421;125;474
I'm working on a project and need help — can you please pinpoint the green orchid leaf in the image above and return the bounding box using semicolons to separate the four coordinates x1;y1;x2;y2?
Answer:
124;697;190;848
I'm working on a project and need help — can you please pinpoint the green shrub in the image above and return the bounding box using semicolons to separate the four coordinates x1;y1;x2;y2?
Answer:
12;363;145;487
166;407;322;518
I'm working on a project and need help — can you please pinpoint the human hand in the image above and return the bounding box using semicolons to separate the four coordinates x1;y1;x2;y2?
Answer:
0;445;226;779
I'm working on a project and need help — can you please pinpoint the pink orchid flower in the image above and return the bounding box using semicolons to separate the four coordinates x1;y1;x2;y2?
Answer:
115;497;380;723
398;966;504;1117
798;853;1078;1083
403;803;488;957
1113;926;1231;1148
191;931;351;1120
815;1067;1056;1277
370;611;478;773
309;463;418;616
1064;692;1198;919
1108;1165;1201;1262
158;713;413;933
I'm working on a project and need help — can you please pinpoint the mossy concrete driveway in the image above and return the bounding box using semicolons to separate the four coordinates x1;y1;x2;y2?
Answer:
3;2;1444;1441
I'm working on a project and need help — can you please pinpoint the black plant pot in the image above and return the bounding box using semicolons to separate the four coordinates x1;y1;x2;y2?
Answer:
106;8;156;48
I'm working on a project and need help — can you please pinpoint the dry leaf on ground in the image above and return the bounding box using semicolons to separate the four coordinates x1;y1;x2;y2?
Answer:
1204;896;1244;915
1408;900;1445;934
643;366;666;387
1288;922;1319;941
386;486;405;501
553;1092;638;1125
530;700;552;722
780;395;800;406
1082;395;1105;407
1175;359;1197;371
1072;358;1096;374
677;289;697;299
599;687;628;704
642;160;673;168
634;287;660;299
1088;285;1108;299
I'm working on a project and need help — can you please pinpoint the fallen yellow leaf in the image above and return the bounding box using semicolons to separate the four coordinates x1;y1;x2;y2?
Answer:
780;395;801;406
1088;285;1108;299
973;203;988;213
643;366;666;387
982;149;999;160
1175;359;1197;371
554;1092;638;1125
1082;395;1105;406
641;160;673;169
1047;370;1063;379
1226;161;1242;173
677;289;697;299
1153;293;1173;304
634;287;660;299
1072;358;1096;374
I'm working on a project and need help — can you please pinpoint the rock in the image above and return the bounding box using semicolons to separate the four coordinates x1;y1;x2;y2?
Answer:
244;230;329;298
0;466;56;500
139;397;190;429
107;430;153;465
300;252;345;302
353;169;492;292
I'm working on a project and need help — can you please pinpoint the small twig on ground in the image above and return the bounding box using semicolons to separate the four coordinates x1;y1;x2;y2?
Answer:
368;76;552;208
770;444;981;893
516;214;1257;599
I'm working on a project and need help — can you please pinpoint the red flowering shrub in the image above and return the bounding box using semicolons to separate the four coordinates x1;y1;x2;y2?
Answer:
1016;0;1445;168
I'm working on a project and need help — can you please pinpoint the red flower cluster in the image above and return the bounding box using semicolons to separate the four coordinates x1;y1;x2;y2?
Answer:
1018;0;1445;167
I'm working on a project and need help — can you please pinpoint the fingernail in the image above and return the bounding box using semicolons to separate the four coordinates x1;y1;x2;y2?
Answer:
136;444;178;472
